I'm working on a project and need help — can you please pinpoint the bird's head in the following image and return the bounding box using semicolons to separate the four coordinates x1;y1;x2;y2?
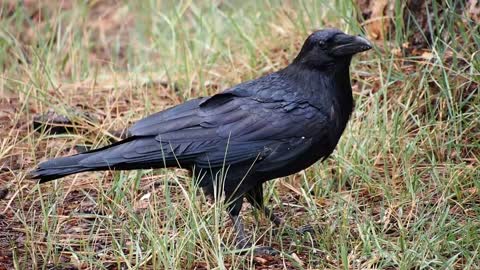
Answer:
293;28;372;69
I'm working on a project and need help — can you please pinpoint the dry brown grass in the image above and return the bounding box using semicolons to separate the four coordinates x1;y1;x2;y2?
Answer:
1;0;479;269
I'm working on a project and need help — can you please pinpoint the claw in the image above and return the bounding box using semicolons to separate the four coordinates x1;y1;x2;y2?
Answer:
234;241;280;256
235;238;252;250
253;246;279;256
273;224;317;236
296;224;315;235
230;213;279;256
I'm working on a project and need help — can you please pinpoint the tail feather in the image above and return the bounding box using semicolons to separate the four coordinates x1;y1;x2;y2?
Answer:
30;136;182;183
30;153;95;183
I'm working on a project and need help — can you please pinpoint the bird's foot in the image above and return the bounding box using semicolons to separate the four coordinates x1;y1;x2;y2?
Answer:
252;246;279;256
235;243;279;256
296;224;315;235
273;224;316;236
234;239;279;255
235;237;252;250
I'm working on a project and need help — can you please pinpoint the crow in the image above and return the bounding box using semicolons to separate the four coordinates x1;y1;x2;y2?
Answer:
31;28;371;254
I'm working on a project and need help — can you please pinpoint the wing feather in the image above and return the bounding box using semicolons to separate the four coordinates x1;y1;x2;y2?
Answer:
121;74;328;170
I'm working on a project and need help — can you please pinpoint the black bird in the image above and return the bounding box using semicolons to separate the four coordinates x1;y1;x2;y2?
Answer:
31;29;371;254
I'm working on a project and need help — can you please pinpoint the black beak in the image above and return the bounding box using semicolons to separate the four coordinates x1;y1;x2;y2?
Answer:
331;34;372;56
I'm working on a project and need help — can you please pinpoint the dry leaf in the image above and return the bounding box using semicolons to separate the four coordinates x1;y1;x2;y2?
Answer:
467;0;480;23
421;51;434;61
135;192;151;210
358;0;393;41
253;256;268;264
291;253;304;266
368;0;389;40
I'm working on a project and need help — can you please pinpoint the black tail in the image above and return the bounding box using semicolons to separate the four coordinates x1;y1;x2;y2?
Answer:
30;136;179;183
30;152;97;183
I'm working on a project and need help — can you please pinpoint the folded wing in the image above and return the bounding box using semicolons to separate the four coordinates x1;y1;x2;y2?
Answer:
119;83;328;171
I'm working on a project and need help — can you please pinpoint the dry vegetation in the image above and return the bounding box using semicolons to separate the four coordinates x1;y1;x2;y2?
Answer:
0;0;479;269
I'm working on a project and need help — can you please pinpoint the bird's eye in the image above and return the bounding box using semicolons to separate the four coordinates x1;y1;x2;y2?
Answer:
318;41;327;49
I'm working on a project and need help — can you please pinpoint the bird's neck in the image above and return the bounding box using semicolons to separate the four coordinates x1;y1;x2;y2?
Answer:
279;61;354;136
281;62;353;109
332;62;354;119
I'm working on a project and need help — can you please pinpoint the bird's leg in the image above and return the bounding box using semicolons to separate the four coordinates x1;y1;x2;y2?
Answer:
227;196;278;255
262;206;283;227
245;185;284;227
227;196;250;249
229;213;251;249
245;185;314;235
262;205;315;235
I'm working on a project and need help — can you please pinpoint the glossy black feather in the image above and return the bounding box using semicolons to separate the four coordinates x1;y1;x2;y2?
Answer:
31;29;371;212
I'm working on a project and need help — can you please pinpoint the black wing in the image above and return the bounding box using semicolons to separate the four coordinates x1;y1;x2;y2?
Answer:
121;75;329;171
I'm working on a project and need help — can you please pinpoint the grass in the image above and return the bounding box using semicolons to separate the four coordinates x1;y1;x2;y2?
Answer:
1;0;479;269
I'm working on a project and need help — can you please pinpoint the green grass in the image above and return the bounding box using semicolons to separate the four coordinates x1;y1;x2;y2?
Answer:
1;0;479;269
